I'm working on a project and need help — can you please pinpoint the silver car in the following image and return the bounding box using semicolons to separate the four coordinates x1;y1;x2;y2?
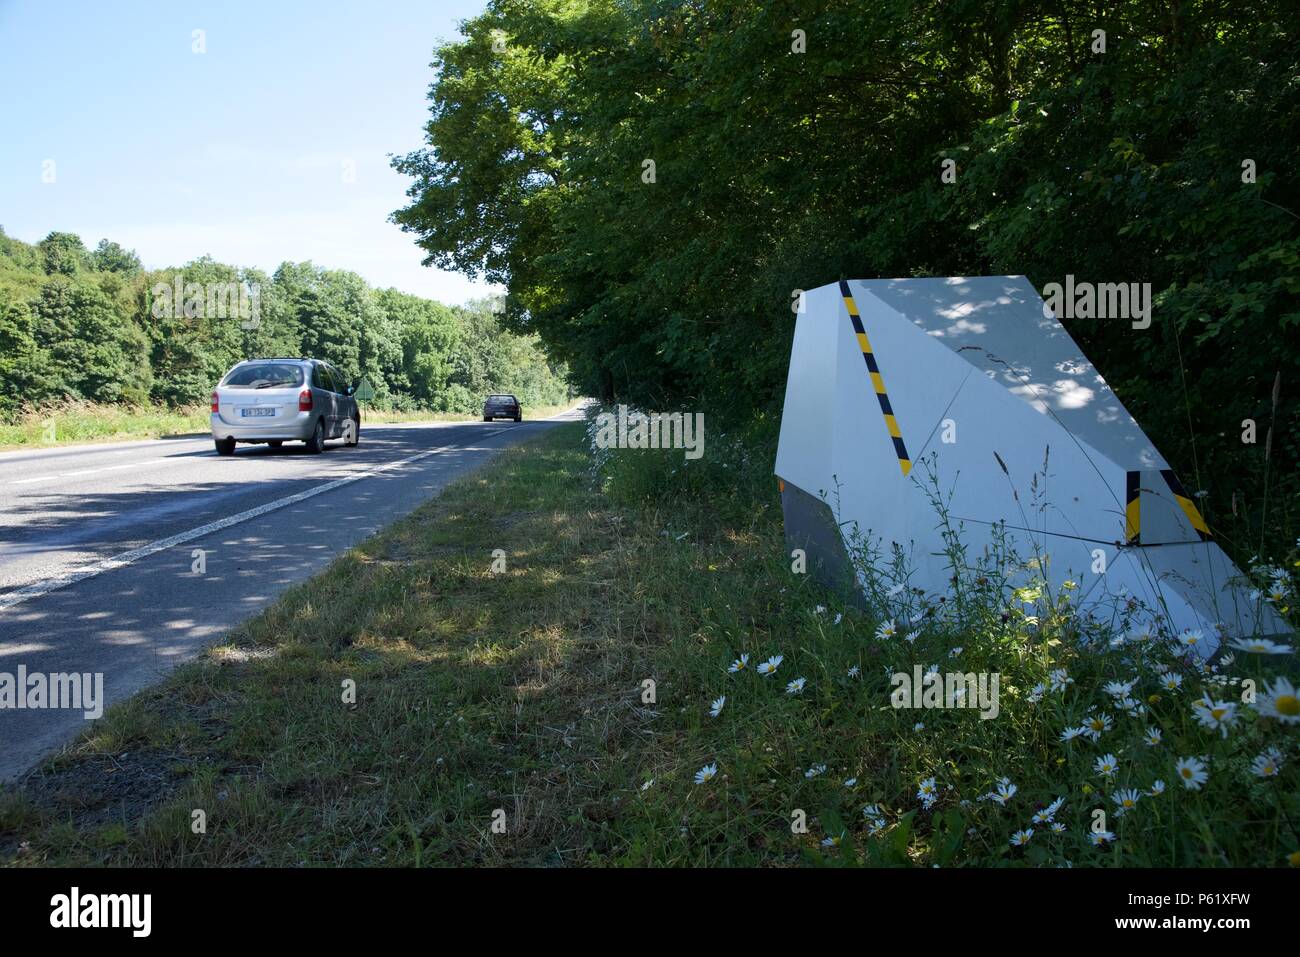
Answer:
211;359;360;455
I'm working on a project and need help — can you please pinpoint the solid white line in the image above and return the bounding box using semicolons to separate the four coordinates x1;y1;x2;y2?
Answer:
0;442;459;613
7;457;177;487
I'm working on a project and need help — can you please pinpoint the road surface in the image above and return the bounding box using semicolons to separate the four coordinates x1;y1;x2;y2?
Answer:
0;410;582;782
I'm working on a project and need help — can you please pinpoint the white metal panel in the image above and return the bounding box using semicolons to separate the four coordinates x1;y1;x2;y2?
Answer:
860;276;1165;469
774;284;841;494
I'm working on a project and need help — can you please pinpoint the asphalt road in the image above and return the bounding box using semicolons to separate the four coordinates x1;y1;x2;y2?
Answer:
0;409;583;783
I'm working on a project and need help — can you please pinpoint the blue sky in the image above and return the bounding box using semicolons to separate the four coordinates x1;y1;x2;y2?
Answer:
0;0;493;303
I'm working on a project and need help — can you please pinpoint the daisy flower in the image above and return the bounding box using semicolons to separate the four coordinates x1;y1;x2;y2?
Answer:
1027;683;1047;704
1089;830;1116;846
1060;726;1086;743
875;618;899;640
1262;576;1290;603
1256;676;1300;724
1144;727;1163;747
709;695;726;718
989;778;1017;805
1147;779;1165;797
843;777;857;788
949;647;963;657
916;776;938;808
1094;753;1119;777
728;654;749;673
694;763;718;785
1250;747;1285;779
1049;668;1073;692
1159;671;1184;691
1192;697;1238;738
804;763;826;779
1104;679;1136;700
1083;712;1113;741
756;655;783;677
1010;829;1034;847
903;631;919;644
913;722;925;731
1111;789;1141;816
785;677;807;695
846;665;861;679
821;832;845;847
1032;796;1065;824
1175;756;1208;790
1178;629;1205;649
1050;822;1067;834
1229;637;1293;655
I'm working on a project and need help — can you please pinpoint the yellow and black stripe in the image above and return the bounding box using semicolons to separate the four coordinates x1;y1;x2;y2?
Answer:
1125;470;1141;544
1160;469;1211;541
839;280;911;476
1123;469;1211;545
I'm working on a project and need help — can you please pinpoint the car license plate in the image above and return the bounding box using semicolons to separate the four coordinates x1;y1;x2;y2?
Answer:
241;407;275;418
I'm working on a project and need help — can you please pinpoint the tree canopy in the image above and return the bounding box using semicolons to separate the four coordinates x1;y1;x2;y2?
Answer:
393;0;1298;550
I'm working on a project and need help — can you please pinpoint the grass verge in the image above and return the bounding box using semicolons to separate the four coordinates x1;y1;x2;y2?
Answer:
1;418;1296;866
0;402;210;450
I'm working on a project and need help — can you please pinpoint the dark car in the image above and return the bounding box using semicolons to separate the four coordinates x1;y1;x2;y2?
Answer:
483;393;522;422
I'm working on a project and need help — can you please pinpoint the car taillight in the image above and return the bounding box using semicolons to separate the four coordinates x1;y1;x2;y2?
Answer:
211;391;219;412
298;388;313;412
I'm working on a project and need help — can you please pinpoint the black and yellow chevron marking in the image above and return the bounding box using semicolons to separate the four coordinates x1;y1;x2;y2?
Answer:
1125;470;1141;544
839;280;911;476
1160;469;1211;541
1124;468;1211;545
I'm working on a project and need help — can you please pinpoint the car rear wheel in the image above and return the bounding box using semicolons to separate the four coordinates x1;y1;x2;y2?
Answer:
483;415;492;421
514;412;522;422
342;416;359;447
305;418;326;454
267;440;283;448
215;437;236;456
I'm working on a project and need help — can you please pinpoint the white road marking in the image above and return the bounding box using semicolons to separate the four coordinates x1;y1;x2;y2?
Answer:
0;441;466;612
8;457;179;486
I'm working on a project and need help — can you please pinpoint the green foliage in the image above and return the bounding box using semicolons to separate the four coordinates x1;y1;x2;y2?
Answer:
90;239;142;275
36;231;89;276
32;278;152;404
0;228;570;417
393;0;1299;560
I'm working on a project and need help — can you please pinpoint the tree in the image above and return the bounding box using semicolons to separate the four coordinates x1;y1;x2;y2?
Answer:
32;278;151;403
90;239;143;275
37;231;88;276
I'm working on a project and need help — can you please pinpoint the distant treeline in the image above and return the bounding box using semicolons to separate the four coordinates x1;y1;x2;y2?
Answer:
0;227;570;418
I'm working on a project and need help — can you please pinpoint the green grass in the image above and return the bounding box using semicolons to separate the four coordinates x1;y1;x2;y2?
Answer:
0;402;210;449
2;417;1296;867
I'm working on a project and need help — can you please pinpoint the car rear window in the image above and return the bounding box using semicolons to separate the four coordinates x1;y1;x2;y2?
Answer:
223;363;305;389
